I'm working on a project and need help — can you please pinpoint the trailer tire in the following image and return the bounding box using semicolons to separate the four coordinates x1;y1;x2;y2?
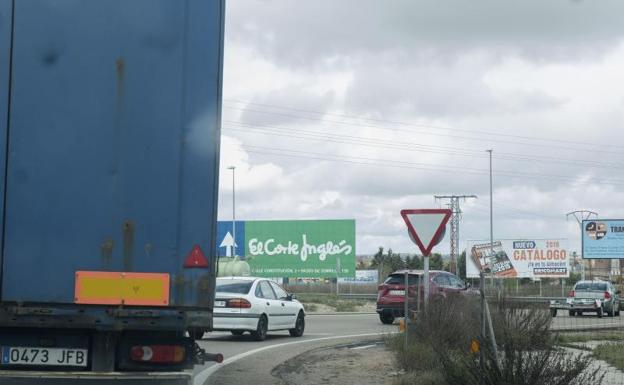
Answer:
188;328;205;340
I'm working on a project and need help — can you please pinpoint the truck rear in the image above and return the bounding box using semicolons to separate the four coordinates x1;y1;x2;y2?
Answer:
0;0;224;378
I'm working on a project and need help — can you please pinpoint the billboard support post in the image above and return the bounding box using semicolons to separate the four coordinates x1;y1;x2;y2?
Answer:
417;275;421;313
227;166;236;257
404;271;409;349
336;257;341;295
479;270;486;385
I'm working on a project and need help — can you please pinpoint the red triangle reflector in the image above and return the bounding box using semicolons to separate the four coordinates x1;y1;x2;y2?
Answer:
184;244;209;268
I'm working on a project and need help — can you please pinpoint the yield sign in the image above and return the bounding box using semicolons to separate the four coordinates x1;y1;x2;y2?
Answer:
400;209;452;256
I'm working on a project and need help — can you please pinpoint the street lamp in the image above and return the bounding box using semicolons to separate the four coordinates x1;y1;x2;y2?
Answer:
227;166;236;257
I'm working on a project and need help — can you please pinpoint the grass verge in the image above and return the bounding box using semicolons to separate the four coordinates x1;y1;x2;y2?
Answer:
593;343;624;371
296;294;371;312
554;331;624;345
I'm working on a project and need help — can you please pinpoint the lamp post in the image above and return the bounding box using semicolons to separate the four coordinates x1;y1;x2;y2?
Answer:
227;166;236;257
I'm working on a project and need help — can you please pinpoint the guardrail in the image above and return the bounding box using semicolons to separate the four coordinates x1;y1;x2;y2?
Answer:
294;293;377;300
295;292;565;303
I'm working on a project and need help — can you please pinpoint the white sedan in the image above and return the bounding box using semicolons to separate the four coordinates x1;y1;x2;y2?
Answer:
212;277;305;341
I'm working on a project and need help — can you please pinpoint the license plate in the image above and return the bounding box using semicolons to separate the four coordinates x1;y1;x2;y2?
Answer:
214;300;226;307
1;347;88;367
389;290;405;296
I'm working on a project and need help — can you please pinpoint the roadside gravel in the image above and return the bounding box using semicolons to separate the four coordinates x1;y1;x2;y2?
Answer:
273;341;397;385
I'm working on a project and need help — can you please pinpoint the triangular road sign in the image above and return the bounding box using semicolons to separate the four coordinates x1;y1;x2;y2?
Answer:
400;209;452;256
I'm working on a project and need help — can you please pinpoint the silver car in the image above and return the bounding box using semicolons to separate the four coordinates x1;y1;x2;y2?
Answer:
550;280;621;318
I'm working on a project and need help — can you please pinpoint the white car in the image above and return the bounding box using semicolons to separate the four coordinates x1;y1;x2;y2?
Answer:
212;277;305;341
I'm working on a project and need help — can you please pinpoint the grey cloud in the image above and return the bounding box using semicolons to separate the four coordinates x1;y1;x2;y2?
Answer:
226;0;624;66
344;52;566;118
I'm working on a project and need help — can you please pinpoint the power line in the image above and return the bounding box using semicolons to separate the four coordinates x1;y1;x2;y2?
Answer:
223;122;624;171
470;201;562;220
223;99;624;151
238;144;624;187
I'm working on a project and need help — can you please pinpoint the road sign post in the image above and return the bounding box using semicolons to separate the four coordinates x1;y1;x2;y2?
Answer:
400;209;451;310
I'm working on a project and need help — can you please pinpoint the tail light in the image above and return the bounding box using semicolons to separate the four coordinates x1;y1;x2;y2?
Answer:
604;291;611;300
130;345;186;364
227;298;252;308
567;290;575;297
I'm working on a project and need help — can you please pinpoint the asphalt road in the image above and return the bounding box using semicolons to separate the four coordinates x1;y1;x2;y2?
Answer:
191;313;396;385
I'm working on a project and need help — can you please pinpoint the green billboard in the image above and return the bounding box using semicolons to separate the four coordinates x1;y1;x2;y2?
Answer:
243;219;356;278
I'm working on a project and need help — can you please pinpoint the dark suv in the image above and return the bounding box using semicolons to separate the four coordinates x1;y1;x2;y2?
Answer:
376;270;474;324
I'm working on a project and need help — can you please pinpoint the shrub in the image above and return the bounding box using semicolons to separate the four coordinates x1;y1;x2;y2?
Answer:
388;296;605;385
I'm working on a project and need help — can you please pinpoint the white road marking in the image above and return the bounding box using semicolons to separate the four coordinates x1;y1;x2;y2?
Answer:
350;344;377;350
193;331;397;385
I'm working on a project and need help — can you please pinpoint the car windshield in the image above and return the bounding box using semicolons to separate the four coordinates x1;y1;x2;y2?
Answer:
216;280;253;294
575;282;608;291
384;274;421;285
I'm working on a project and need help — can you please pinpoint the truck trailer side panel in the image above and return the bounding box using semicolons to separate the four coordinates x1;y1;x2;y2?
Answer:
0;0;11;265
1;0;222;313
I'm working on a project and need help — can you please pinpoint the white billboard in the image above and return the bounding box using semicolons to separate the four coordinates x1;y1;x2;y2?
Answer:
338;270;378;285
466;239;569;278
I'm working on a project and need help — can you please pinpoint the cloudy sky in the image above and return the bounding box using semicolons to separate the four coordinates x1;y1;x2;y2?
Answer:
217;0;624;256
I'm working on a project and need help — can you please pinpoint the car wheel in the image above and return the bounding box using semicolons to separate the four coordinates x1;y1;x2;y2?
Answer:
231;330;245;336
251;315;268;341
616;303;621;316
289;311;305;337
187;328;205;340
576;311;582;316
568;310;575;317
550;309;557;318
597;307;603;318
379;312;395;324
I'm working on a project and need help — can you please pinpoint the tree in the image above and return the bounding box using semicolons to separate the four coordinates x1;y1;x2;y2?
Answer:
429;253;444;270
371;247;384;268
457;251;467;279
406;254;422;270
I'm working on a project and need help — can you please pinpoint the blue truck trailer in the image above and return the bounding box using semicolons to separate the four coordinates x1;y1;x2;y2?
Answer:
0;0;224;381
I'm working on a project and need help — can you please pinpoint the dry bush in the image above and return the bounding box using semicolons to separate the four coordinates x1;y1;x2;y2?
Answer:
389;295;604;385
